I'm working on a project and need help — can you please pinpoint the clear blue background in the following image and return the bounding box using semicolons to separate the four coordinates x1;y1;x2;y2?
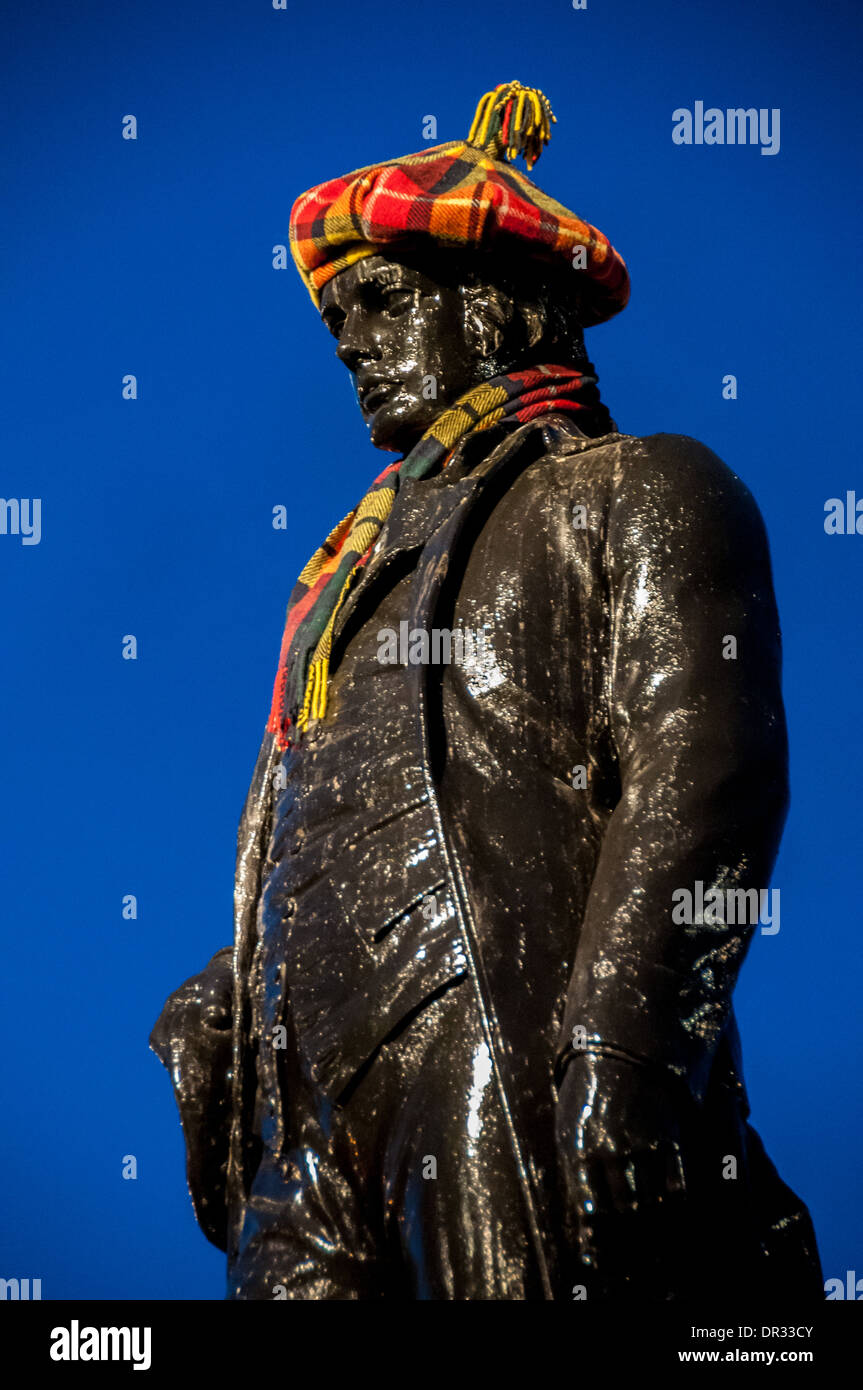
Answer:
1;0;860;1300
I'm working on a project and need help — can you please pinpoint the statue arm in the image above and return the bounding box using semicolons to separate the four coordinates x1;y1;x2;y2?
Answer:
554;434;788;1291
557;432;788;1099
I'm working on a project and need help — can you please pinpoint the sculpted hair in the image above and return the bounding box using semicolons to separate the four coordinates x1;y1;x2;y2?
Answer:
387;243;589;374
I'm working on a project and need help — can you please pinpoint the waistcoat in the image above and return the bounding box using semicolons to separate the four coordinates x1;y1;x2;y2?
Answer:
254;560;468;1126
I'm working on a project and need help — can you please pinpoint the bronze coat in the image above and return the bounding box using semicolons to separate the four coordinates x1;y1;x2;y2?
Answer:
187;415;818;1289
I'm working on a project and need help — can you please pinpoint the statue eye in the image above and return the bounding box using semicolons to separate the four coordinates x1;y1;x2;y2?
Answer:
382;288;413;317
322;310;345;339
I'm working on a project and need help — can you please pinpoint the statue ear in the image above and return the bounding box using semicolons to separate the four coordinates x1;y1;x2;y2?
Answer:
462;283;548;359
518;302;544;350
462;284;514;359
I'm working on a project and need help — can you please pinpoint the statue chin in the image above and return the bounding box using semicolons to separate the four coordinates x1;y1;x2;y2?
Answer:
367;392;435;454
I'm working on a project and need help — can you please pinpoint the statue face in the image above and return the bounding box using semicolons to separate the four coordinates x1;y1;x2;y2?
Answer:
318;254;488;453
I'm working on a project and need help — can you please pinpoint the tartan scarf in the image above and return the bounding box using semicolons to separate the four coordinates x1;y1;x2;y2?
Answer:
266;363;612;750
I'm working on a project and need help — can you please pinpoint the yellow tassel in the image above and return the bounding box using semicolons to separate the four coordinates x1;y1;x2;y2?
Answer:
466;81;556;170
296;563;361;731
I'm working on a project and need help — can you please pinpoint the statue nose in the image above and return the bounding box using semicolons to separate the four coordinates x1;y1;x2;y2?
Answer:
337;335;378;372
336;339;360;370
336;309;380;371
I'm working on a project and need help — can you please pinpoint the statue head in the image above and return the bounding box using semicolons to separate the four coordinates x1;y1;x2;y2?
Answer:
318;245;588;453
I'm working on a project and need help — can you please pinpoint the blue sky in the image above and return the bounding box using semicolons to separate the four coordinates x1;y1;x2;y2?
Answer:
1;0;860;1298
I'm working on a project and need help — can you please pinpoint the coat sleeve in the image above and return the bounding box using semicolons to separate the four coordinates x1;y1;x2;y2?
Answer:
556;434;789;1104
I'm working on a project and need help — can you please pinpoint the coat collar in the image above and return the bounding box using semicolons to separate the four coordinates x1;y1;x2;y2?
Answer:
330;414;601;649
330;424;509;647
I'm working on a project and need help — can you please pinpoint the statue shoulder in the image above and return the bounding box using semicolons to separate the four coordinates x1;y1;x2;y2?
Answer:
532;425;754;504
525;425;764;531
616;429;766;523
614;430;752;491
489;421;770;556
509;423;772;576
604;432;773;578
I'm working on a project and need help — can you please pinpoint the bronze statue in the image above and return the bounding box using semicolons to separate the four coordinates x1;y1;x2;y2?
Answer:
151;82;822;1300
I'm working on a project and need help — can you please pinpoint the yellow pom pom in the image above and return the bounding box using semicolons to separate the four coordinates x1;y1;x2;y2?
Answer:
467;81;556;170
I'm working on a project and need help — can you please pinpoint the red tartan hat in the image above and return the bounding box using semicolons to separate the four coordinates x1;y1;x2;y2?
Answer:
289;82;630;329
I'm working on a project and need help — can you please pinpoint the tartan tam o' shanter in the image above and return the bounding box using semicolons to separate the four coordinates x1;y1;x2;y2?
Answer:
288;81;630;329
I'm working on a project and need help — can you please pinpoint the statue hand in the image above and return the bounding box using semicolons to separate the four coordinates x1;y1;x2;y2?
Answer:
151;946;234;1053
150;947;234;1250
555;1050;692;1299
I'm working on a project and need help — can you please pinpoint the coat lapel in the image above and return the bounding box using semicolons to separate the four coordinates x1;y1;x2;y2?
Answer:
331;413;574;648
329;427;507;650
